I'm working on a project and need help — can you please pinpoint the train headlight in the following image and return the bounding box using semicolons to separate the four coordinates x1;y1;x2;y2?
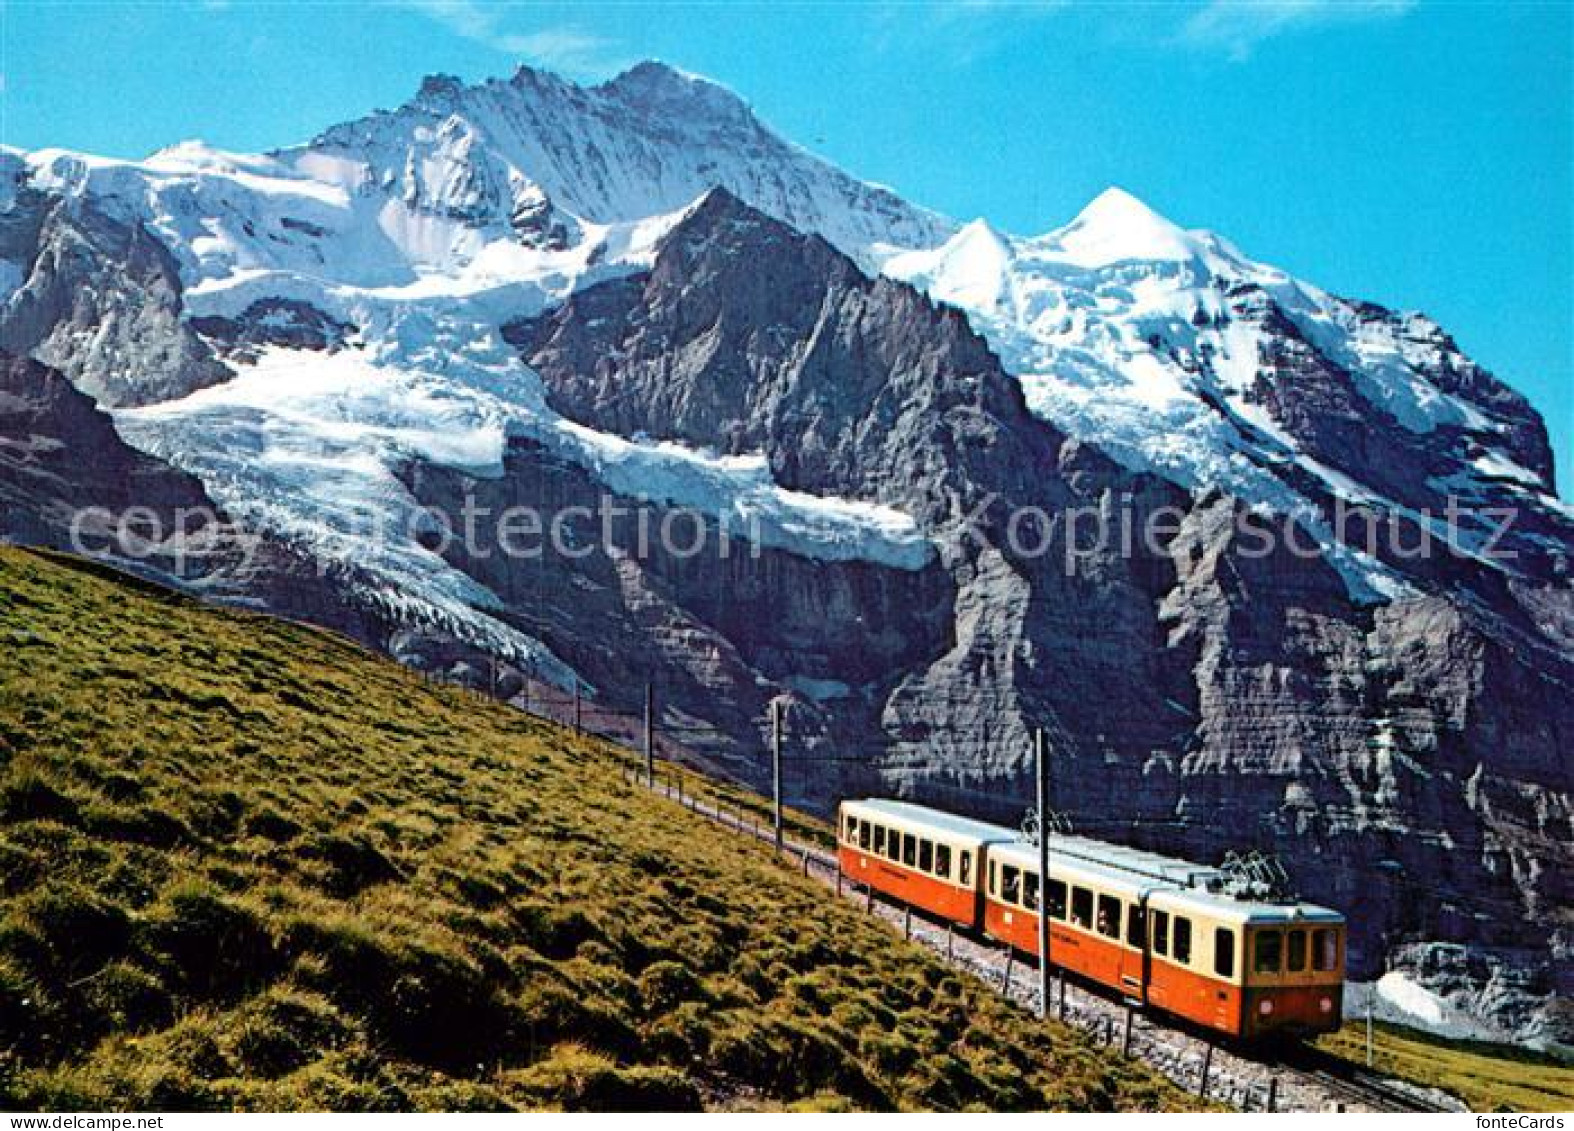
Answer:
1259;999;1275;1016
1320;997;1333;1013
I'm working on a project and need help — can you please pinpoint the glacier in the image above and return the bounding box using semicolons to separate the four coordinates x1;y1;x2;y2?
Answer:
3;60;1562;663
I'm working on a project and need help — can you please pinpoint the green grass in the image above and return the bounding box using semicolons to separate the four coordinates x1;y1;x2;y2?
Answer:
0;547;1196;1112
1317;1020;1574;1113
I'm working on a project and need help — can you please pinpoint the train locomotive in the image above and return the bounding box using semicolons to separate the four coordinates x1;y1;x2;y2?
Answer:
836;798;1345;1041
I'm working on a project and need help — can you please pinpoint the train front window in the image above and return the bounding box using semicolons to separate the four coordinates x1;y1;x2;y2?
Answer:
1313;928;1339;972
1152;910;1169;955
1254;929;1283;974
1002;865;1021;905
1126;904;1145;948
858;821;871;850
902;833;916;867
1024;871;1040;911
1071;886;1093;929
844;814;857;841
919;839;934;874
936;844;952;879
1048;879;1068;921
1097;894;1121;939
1287;929;1307;972
1214;927;1235;978
1173;916;1193;964
874;825;887;856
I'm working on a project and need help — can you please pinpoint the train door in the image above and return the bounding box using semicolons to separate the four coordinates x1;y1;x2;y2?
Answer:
1123;895;1149;1004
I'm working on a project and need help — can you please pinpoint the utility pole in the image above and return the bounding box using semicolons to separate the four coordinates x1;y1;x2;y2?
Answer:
771;699;784;852
1366;980;1375;1068
644;681;654;786
1036;726;1051;1020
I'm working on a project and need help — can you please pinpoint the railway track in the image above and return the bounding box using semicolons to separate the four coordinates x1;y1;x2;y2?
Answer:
1268;1046;1466;1113
634;771;1463;1113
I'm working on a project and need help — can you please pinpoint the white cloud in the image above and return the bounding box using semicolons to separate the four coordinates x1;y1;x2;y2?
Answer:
402;1;627;78
1182;0;1415;61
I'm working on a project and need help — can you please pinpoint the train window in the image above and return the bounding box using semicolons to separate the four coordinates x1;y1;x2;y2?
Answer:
960;851;973;887
858;821;872;851
1024;871;1040;911
1214;927;1236;978
936;844;952;879
902;833;916;867
1173;916;1193;964
919;839;934;874
1152;910;1170;956
874;825;887;856
1071;886;1093;929
1048;879;1068;921
1097;894;1121;939
988;859;997;895
844;814;857;841
1254;929;1283;974
1287;929;1307;972
1126;904;1146;948
1002;865;1022;905
1313;928;1339;972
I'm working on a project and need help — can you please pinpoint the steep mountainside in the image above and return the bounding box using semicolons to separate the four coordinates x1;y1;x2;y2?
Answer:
0;547;1189;1111
0;63;1568;1042
505;193;1574;1045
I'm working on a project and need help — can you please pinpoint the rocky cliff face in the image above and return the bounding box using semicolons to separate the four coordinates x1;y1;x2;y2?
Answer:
508;193;1574;1040
0;64;1568;1044
0;351;215;550
0;188;229;407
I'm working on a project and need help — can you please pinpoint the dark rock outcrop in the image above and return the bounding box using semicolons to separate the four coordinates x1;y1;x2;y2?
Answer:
0;193;229;407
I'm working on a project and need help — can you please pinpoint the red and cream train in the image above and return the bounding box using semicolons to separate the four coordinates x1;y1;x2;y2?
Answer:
836;798;1346;1041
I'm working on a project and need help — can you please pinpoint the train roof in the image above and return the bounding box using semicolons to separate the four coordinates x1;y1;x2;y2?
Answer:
841;798;1016;845
989;837;1155;897
1148;885;1345;926
990;833;1222;890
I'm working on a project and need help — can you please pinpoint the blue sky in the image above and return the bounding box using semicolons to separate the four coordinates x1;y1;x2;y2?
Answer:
3;1;1569;483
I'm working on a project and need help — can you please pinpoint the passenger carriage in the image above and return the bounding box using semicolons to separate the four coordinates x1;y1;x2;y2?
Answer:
835;798;1346;1041
836;798;1010;926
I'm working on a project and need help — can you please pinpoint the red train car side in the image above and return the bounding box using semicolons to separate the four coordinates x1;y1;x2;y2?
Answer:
836;799;1010;926
835;798;1346;1041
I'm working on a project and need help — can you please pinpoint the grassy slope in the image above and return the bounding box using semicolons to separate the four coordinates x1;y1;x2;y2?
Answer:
1317;1021;1574;1113
0;548;1193;1112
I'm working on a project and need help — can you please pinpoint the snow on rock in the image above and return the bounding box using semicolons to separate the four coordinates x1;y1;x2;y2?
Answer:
114;334;932;676
6;67;956;664
880;184;1558;599
1045;186;1201;269
1344;975;1511;1044
5;65;1559;620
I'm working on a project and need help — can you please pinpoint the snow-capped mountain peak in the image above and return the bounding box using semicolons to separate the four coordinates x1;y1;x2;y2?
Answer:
291;61;951;264
1042;185;1199;268
595;59;756;124
2;60;1563;623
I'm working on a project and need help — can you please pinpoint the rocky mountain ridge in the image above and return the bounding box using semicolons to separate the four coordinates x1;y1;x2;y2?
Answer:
0;63;1568;1045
